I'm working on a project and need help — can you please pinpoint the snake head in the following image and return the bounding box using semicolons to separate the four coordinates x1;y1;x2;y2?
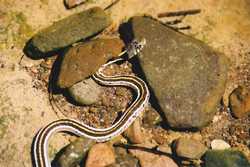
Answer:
126;38;146;59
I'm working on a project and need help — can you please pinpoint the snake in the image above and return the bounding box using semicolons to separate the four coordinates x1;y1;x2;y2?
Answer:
32;39;149;167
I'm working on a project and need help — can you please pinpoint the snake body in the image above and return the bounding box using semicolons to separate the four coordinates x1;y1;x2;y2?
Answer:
33;39;149;167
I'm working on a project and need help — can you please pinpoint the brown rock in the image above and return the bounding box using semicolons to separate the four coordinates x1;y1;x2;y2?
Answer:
85;143;116;167
174;137;207;159
57;38;125;88
124;119;145;144
229;86;250;118
129;145;178;167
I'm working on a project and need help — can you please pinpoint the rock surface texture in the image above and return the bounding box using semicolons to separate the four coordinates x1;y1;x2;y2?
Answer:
85;143;116;167
204;150;250;167
174;137;207;159
29;7;111;55
68;78;102;105
229;86;250;118
57;38;124;88
58;138;95;167
129;16;228;129
129;145;178;167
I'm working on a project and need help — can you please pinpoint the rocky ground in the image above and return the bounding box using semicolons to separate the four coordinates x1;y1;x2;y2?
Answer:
0;0;249;167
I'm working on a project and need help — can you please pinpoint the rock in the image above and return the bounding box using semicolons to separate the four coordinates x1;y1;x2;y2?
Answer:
124;119;145;144
152;127;168;145
58;138;95;167
64;0;86;9
128;16;228;129
229;86;250;118
173;137;207;159
85;143;116;167
68;78;102;105
27;7;111;56
211;139;231;150
57;38;125;88
129;145;178;167
107;147;139;167
204;150;250;167
142;106;162;128
157;144;172;155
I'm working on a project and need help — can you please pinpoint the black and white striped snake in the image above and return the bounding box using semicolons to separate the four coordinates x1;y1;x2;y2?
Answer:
33;39;149;167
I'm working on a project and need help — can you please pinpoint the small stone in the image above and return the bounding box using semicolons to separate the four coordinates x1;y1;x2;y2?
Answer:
157;144;172;155
124;119;145;144
152;127;168;145
27;7;111;57
129;145;178;167
58;138;95;167
64;0;86;9
106;147;139;167
85;143;116;167
211;139;231;150
174;137;207;159
204;149;250;167
127;16;228;129
68;78;102;105
57;38;124;88
142;106;162;128
229;86;250;118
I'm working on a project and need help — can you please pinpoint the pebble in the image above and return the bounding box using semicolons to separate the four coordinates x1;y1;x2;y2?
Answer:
124;119;145;144
173;137;207;159
152;127;168;144
229;85;250;118
129;145;178;167
27;7;111;57
142;106;162;128
64;0;86;8
211;139;231;150
204;149;250;167
106;147;139;167
58;138;95;167
157;144;172;155
85;143;116;167
68;78;102;105
127;16;228;129
57;38;124;88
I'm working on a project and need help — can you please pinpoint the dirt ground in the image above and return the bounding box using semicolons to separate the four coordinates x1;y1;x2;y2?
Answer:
0;0;249;166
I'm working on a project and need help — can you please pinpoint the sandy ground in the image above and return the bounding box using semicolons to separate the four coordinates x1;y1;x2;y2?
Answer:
0;0;250;166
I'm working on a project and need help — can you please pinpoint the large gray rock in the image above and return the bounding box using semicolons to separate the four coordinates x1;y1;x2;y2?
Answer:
129;16;228;129
29;7;111;55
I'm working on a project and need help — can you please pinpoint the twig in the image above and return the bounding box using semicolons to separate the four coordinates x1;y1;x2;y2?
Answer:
158;9;201;18
104;0;120;11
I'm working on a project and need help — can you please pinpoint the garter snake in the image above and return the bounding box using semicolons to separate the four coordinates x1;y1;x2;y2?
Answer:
33;39;149;167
